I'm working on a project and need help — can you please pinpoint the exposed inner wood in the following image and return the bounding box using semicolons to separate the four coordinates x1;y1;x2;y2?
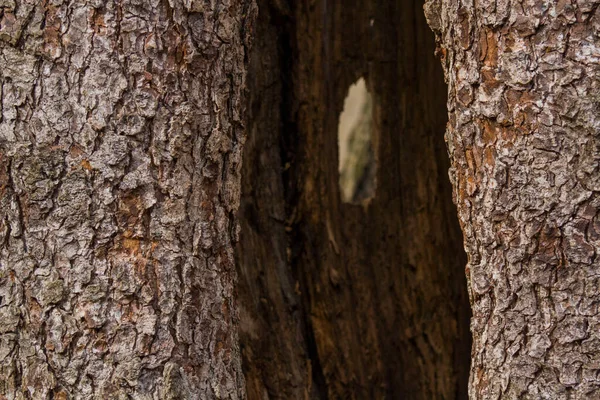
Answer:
236;0;471;398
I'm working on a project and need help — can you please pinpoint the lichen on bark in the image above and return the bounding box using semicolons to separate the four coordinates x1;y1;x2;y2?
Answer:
0;0;256;398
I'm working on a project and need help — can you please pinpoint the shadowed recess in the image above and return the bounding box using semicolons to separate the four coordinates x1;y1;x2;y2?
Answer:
236;0;471;399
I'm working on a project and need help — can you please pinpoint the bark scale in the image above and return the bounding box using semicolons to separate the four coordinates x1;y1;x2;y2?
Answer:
0;0;255;398
425;0;600;397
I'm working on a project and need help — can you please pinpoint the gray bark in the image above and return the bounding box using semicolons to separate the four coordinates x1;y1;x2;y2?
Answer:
425;0;600;398
0;0;255;398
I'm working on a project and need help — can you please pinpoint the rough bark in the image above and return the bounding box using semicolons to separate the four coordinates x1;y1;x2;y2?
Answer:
0;0;255;398
237;0;470;398
425;0;600;397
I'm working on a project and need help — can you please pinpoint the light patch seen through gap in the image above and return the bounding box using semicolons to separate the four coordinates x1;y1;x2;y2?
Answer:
338;77;376;203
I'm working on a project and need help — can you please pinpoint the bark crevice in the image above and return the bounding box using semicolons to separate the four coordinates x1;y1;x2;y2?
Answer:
237;0;471;398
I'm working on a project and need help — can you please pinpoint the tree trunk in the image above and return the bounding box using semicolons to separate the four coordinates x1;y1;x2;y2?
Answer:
0;0;255;398
425;0;600;398
10;0;593;398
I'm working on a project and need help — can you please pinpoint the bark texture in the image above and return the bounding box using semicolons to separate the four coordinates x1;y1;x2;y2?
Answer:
0;0;255;398
237;0;470;398
425;0;600;397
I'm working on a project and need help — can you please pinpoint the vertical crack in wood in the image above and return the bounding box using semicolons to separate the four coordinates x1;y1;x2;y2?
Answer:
238;0;471;398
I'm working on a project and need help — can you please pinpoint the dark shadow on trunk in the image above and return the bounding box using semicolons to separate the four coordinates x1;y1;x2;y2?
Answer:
236;0;471;398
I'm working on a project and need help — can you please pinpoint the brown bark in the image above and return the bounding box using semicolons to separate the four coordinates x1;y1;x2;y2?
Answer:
425;0;600;397
0;0;255;398
238;0;470;399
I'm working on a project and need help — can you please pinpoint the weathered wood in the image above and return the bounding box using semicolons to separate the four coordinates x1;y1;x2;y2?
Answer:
236;2;319;398
237;0;470;398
